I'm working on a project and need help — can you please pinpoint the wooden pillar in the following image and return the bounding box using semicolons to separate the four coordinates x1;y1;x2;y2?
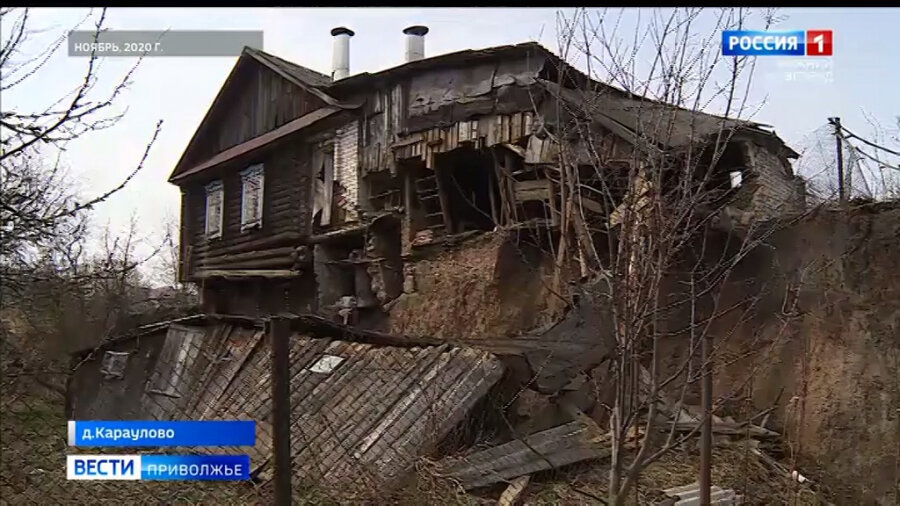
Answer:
269;317;292;505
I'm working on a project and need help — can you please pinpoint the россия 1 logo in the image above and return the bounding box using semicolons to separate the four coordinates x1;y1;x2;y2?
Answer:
722;30;833;56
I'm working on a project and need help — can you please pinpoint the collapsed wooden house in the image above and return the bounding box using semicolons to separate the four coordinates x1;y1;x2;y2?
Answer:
64;26;813;500
167;26;805;322
66;314;504;497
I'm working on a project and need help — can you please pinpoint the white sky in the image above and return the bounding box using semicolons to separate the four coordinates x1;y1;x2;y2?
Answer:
4;7;899;283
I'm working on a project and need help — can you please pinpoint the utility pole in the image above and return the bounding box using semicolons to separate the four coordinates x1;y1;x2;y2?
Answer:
270;316;293;505
829;117;845;204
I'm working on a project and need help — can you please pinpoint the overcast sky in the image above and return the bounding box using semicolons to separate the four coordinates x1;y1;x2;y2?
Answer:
4;7;899;282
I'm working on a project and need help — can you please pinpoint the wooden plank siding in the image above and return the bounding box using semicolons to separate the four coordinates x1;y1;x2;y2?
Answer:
173;56;338;282
182;141;313;280
180;60;325;174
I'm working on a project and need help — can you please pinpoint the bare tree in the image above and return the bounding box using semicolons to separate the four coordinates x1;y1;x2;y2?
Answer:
534;8;816;504
0;7;162;295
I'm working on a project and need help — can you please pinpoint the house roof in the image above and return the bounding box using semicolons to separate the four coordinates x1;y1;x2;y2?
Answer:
169;41;798;183
167;47;355;183
244;46;332;87
314;40;796;157
256;332;503;496
324;41;566;91
69;314;504;498
545;81;800;158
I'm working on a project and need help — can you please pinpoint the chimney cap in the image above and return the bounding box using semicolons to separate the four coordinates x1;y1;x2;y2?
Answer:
331;26;355;37
402;25;429;36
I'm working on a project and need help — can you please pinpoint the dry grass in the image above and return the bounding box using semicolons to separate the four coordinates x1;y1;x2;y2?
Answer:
416;442;830;506
0;326;268;505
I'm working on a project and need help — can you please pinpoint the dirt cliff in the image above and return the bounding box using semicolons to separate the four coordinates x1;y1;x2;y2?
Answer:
733;204;900;504
388;204;899;504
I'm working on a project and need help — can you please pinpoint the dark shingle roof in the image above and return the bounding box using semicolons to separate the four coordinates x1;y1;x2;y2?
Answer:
244;47;332;88
546;81;798;157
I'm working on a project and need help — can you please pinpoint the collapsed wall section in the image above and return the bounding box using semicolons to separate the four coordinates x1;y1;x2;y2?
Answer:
388;232;558;340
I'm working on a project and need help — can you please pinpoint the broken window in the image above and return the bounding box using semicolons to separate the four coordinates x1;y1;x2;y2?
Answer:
146;326;201;398
205;180;224;239
366;172;402;213
100;351;128;379
313;144;335;228
429;147;499;235
240;164;264;231
494;145;562;229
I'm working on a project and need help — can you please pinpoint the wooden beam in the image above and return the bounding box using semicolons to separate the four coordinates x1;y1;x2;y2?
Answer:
201;256;295;271
434;421;611;490
193;269;302;280
191;232;303;257
170;107;341;183
308;223;366;244
514;179;553;202
200;246;297;267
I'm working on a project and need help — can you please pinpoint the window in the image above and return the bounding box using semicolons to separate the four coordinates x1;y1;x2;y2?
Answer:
240;164;264;231
729;170;743;189
100;351;128;379
205;180;224;239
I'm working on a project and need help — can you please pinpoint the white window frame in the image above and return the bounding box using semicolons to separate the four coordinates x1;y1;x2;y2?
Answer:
729;170;744;189
240;164;265;231
205;180;224;239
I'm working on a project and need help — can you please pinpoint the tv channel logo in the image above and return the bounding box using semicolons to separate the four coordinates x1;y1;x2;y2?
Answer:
67;455;140;480
722;30;832;56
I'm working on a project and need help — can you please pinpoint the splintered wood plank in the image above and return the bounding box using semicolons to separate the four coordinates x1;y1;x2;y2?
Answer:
514;179;553;202
523;112;533;137
499;475;530;506
436;421;611;490
511;113;523;142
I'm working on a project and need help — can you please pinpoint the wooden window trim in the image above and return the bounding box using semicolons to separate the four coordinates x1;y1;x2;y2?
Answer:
205;180;224;240
240;164;265;232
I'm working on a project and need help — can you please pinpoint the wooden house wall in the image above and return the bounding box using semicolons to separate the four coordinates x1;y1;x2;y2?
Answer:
356;53;549;176
181;140;314;280
181;62;324;170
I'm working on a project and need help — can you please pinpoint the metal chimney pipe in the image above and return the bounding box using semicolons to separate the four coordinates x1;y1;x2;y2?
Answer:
402;25;429;62
330;26;354;81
